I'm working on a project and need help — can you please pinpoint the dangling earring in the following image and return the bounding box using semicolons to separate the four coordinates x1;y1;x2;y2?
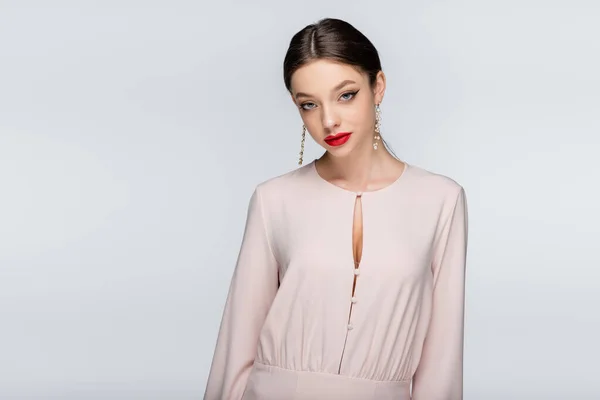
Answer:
298;125;306;165
373;103;381;150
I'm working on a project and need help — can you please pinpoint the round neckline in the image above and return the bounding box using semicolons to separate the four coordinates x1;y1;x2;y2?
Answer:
310;158;410;196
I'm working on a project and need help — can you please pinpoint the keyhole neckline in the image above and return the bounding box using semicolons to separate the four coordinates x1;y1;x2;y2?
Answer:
310;158;410;196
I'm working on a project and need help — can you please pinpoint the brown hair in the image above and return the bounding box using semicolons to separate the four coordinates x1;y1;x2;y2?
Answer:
283;18;382;92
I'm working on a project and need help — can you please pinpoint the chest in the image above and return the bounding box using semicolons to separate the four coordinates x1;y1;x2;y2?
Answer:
271;194;438;282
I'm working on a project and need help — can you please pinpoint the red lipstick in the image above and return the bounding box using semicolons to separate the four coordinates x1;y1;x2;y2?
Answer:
324;132;352;147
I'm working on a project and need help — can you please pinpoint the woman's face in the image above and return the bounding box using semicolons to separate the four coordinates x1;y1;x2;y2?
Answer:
290;59;385;158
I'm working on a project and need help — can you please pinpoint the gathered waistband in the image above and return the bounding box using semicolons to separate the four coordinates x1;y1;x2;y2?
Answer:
241;362;411;400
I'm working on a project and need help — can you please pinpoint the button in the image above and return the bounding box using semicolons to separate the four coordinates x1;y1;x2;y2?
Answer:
351;296;357;304
354;268;360;276
356;192;362;197
347;323;354;330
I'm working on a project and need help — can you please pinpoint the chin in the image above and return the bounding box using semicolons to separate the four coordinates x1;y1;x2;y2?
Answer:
324;144;356;158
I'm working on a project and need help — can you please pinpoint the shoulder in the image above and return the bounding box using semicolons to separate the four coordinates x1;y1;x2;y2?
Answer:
252;162;315;203
404;162;466;207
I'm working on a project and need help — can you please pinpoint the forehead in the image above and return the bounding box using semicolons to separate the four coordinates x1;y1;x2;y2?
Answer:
290;59;366;95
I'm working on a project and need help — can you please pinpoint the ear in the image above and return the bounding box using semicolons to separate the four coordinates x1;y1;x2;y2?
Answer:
373;71;386;105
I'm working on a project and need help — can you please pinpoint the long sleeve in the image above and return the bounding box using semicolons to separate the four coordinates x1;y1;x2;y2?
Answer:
204;186;279;400
412;186;469;400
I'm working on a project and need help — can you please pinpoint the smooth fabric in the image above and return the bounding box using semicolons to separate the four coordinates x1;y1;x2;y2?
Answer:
242;361;411;400
204;160;469;400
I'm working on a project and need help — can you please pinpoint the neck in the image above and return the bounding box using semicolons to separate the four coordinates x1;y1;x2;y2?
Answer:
318;139;397;192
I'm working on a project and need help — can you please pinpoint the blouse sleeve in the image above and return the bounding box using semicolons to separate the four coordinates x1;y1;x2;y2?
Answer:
412;186;469;400
204;185;279;400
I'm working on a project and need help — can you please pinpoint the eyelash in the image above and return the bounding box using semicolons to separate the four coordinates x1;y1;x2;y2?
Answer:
300;90;359;111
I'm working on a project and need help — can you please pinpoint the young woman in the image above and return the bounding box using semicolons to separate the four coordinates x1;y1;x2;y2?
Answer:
204;18;469;400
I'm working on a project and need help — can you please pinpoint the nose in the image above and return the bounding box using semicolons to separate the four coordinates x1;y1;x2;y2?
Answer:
320;105;340;132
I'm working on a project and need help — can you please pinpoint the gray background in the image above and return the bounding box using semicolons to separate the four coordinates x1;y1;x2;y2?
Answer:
1;1;599;398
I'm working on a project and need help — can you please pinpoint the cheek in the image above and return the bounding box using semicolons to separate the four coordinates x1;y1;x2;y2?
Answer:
344;103;375;131
301;113;321;139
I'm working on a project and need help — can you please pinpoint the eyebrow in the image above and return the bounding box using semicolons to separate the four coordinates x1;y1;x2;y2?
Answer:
294;80;357;99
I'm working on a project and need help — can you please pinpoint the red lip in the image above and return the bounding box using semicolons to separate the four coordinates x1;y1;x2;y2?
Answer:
324;132;352;147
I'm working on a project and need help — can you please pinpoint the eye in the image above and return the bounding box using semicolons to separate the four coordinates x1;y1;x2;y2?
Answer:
299;90;359;111
340;90;359;101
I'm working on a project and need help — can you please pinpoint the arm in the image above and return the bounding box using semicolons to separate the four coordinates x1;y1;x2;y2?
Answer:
412;186;469;400
204;185;279;400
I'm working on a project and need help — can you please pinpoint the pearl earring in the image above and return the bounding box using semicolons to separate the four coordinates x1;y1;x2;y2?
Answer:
373;104;381;150
298;125;306;165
